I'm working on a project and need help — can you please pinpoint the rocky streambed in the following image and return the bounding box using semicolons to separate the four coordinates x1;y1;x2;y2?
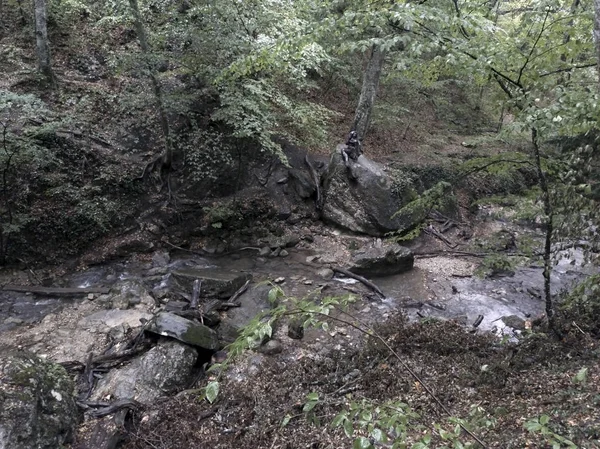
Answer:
0;221;593;449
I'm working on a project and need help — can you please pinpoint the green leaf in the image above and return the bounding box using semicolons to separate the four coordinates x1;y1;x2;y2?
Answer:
306;392;319;401
344;419;354;438
267;287;283;304
281;414;292;427
371;428;384;442
353;436;372;449
205;381;219;404
524;420;543;432
573;367;588;384
539;415;550;426
332;412;347;427
303;401;317;412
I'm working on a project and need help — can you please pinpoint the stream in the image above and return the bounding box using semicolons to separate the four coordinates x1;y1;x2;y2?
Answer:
0;243;592;337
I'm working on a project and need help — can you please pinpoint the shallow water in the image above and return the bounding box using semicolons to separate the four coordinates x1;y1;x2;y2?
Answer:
0;247;593;336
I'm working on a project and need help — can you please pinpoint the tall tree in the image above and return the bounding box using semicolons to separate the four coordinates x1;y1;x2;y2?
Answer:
353;45;386;142
34;0;53;84
127;0;172;184
595;0;600;85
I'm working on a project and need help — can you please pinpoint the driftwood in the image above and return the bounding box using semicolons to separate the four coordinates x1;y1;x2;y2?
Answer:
2;285;110;295
190;280;201;309
424;301;446;311
423;224;458;248
331;267;385;298
228;279;250;303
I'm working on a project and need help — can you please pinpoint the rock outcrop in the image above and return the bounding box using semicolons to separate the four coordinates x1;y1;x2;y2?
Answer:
0;351;78;449
90;340;198;405
321;148;419;236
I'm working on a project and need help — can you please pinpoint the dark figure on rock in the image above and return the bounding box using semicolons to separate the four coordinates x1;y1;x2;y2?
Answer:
342;130;362;164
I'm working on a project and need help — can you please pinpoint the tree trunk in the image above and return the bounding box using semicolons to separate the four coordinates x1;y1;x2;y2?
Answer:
595;0;600;86
531;128;556;330
34;0;54;84
353;45;386;143
128;0;173;169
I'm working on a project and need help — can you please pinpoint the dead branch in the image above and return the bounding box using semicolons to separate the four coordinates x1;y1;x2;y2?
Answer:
2;285;110;295
331;266;385;298
228;279;250;303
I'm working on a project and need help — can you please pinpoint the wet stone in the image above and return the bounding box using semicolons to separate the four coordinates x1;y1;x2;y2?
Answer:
172;268;252;299
349;244;414;277
259;339;283;355
148;311;219;350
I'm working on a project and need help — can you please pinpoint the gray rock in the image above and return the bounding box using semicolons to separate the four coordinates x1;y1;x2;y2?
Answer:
259;246;271;257
279;249;289;257
217;285;273;344
147;266;168;276
110;280;154;308
317;268;334;280
501;315;526;331
259;339;283;355
172;268;252;299
289;168;316;199
91;341;198;405
349;244;414;277
0;351;77;449
148;312;219;350
111;294;130;310
151;251;171;268
79;309;153;333
321;149;419;236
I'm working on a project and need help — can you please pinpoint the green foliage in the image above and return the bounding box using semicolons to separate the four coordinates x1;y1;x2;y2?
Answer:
572;367;588;385
181;129;236;183
557;274;600;337
524;415;577;449
390;181;455;237
0;90;56;262
475;254;515;278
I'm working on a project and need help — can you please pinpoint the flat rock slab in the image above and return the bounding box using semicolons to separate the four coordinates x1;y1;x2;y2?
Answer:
172;269;252;299
349;244;414;277
79;309;153;332
148;312;219;350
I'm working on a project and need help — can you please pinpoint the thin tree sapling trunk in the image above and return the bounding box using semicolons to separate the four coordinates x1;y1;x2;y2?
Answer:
531;128;555;326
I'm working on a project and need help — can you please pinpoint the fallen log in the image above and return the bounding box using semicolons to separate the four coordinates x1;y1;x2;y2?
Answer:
331;267;385;299
2;285;110;295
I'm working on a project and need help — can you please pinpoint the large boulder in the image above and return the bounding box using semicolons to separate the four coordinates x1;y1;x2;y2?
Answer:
90;340;198;405
0;351;78;449
321;148;419;236
349;244;414;277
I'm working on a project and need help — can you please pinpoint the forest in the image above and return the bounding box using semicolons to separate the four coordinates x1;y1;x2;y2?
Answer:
0;0;599;448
